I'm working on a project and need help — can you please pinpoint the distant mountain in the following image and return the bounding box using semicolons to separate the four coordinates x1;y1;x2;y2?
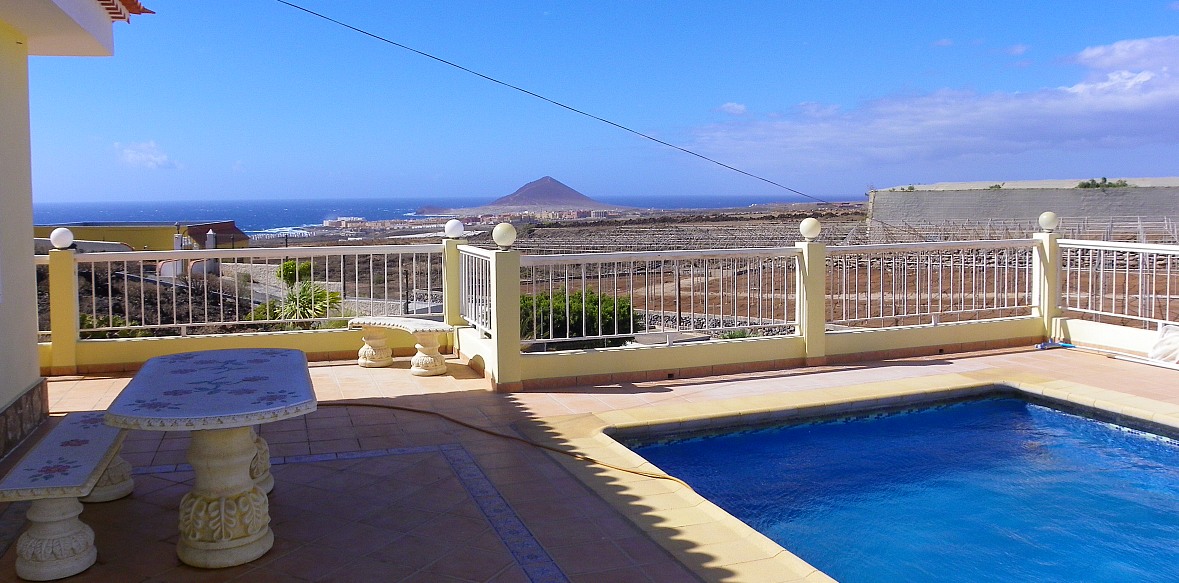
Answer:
417;176;625;215
486;176;618;210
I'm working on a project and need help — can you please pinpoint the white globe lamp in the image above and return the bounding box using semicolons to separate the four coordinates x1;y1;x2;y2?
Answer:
443;219;464;238
799;218;822;242
492;222;517;249
49;227;74;250
1038;211;1060;233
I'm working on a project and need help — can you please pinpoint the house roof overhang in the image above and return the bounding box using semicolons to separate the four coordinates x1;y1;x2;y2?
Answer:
0;0;151;56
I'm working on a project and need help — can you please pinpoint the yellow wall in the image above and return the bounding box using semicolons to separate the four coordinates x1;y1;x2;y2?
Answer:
38;328;447;374
825;317;1044;356
1054;318;1157;356
455;328;503;384
0;21;41;410
34;224;177;251
518;336;806;382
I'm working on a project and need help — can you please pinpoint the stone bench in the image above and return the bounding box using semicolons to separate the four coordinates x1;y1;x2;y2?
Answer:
0;412;134;581
348;316;454;376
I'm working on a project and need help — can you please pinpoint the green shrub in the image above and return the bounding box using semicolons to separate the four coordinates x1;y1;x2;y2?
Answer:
1076;177;1130;189
248;260;342;329
520;290;642;348
79;314;153;339
248;300;282;321
719;329;751;339
276;260;313;287
278;281;342;321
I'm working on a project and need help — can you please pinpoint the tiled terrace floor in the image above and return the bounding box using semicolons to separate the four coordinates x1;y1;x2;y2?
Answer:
1;346;1177;582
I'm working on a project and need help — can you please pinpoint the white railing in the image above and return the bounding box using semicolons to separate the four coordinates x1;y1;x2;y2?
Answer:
40;244;444;337
459;246;494;335
1059;239;1179;328
519;247;800;347
825;240;1037;327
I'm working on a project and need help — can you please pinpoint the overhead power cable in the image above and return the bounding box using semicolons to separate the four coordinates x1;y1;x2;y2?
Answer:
275;0;828;204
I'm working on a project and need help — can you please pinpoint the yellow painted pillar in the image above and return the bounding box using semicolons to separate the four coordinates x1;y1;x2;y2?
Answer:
795;241;828;364
1032;231;1061;339
441;238;468;327
488;249;522;391
48;248;79;375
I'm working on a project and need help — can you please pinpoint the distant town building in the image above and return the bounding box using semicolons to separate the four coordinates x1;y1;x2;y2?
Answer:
322;217;367;228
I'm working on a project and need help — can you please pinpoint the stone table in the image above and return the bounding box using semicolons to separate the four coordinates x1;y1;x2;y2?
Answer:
105;348;316;568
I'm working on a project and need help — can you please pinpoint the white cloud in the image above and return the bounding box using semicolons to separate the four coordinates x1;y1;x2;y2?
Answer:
933;38;954;48
1074;36;1179;71
115;141;180;169
1064;70;1156;95
1006;44;1029;56
719;102;747;115
690;36;1179;179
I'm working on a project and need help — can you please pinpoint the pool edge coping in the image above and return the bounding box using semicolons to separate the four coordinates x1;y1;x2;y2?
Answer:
518;367;1179;583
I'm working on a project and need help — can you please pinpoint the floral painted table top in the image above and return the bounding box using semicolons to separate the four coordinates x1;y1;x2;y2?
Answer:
106;349;316;431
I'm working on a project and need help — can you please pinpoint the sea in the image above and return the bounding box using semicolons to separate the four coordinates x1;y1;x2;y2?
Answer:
32;193;827;236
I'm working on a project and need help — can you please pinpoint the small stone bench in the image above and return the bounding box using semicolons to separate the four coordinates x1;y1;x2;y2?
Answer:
0;412;135;581
348;316;454;376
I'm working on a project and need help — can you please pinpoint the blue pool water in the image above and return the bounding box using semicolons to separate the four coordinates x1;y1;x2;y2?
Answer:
631;398;1179;582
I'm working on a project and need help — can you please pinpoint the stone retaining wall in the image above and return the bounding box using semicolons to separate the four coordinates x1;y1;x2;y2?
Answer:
868;186;1179;223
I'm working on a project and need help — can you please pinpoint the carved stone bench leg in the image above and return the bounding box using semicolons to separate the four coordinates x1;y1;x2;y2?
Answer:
79;452;134;504
356;326;393;368
16;497;96;581
409;331;448;376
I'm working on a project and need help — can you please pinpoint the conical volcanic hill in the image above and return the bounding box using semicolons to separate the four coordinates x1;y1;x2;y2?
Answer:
486;176;615;209
419;176;626;214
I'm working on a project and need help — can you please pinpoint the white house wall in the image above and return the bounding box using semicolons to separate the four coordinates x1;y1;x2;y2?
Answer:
0;19;40;409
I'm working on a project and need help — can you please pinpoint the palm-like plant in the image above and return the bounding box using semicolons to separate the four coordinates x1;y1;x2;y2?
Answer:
248;261;342;327
278;280;342;321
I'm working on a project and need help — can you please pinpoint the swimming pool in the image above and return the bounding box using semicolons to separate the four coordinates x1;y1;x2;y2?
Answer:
630;398;1179;582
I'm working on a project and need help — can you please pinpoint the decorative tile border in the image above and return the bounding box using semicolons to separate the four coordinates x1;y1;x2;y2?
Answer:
131;443;568;583
441;444;569;583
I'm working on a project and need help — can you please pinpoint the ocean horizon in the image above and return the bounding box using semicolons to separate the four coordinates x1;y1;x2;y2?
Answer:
33;194;839;233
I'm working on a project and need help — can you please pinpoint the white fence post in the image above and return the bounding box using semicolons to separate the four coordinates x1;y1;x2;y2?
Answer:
487;247;522;391
795;240;827;364
1032;231;1061;339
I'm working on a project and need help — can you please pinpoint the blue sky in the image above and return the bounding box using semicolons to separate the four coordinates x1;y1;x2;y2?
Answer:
28;1;1179;204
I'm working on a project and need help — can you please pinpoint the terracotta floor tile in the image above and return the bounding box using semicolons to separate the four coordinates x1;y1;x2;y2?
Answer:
265;545;354;581
367;534;451;570
546;539;636;575
317;556;418;582
487;564;531;583
424;545;515;581
641;558;705;582
268;441;311;457
307;438;361;454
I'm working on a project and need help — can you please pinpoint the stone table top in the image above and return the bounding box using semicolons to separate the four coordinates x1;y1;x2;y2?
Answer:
105;349;316;431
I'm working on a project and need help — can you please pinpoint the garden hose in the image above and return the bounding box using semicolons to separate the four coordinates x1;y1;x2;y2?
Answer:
317;400;693;489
